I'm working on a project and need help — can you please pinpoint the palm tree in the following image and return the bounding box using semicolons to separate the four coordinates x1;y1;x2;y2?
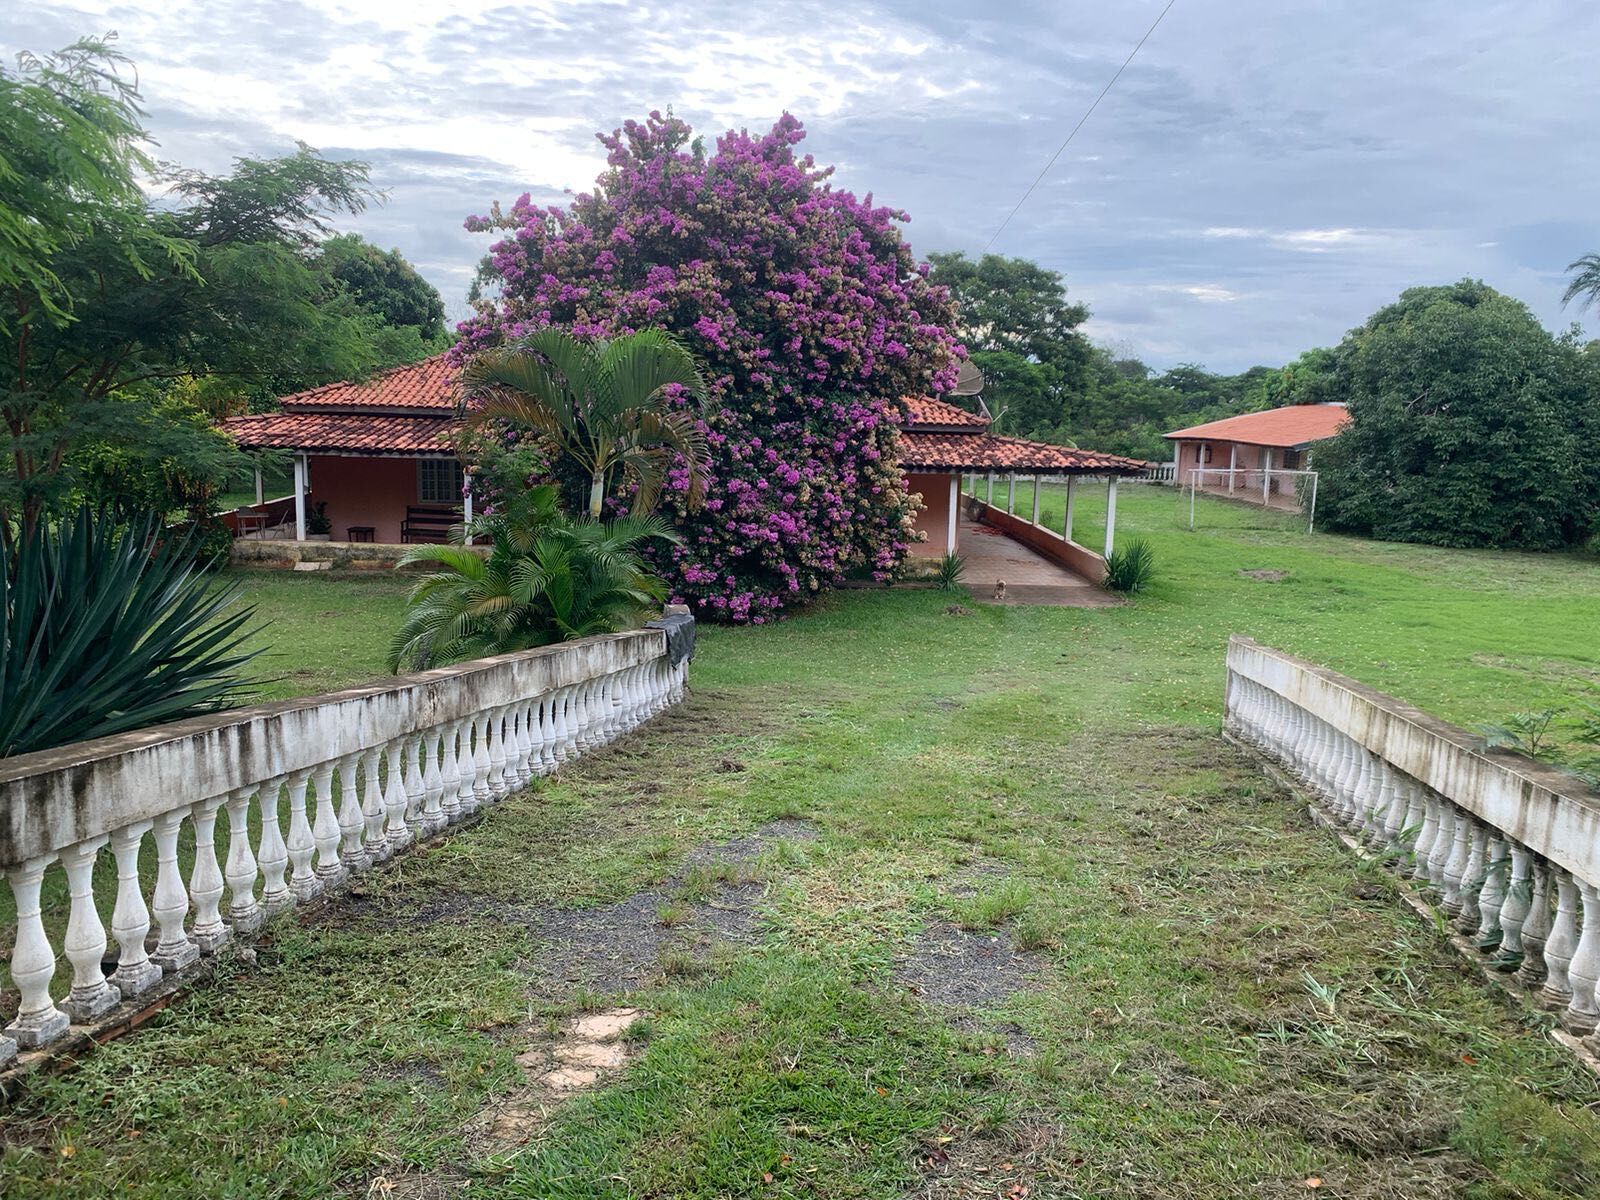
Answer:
458;328;711;519
1562;253;1600;312
386;485;681;671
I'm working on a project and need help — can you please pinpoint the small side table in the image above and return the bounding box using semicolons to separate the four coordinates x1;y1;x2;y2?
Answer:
347;525;376;543
235;512;268;539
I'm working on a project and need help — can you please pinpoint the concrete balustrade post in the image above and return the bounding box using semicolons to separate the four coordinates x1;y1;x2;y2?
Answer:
361;749;391;863
150;809;200;970
284;769;320;902
1563;880;1600;1034
1473;835;1508;951
223;788;263;937
1493;844;1532;971
337;753;368;869
188;796;230;952
258;777;292;913
1517;858;1554;988
4;855;70;1048
109;820;163;994
60;836;121;1021
1541;869;1580;1010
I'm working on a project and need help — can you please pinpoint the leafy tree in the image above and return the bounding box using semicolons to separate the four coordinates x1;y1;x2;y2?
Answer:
321;233;447;342
459;328;709;519
926;252;1091;435
1;37;444;541
387;484;678;670
1317;280;1600;549
458;111;961;622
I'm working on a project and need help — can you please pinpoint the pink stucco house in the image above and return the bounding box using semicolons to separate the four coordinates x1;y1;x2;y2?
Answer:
1164;404;1349;509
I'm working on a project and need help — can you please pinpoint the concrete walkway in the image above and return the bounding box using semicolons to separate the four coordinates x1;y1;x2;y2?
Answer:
957;518;1120;608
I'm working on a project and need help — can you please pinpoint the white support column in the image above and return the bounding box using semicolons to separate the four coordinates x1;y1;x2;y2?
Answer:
1006;474;1016;514
1104;477;1119;558
1261;448;1273;506
293;453;307;542
945;474;958;555
1031;477;1041;527
254;461;264;506
986;472;994;504
1064;477;1077;543
463;471;475;547
1227;444;1238;495
1170;441;1181;485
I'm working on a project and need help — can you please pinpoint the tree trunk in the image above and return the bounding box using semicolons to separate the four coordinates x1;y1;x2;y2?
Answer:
588;472;605;520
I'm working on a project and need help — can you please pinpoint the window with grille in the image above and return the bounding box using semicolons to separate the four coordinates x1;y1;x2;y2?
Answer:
1280;447;1303;469
417;459;465;505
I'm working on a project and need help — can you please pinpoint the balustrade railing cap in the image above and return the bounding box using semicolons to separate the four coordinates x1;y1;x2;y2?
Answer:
0;627;671;867
1228;634;1600;881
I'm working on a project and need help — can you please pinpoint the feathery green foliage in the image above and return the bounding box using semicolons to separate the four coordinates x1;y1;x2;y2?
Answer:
0;508;261;757
460;328;710;519
934;552;966;591
387;485;680;671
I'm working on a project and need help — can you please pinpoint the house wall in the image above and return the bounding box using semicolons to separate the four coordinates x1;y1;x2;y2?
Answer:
905;470;958;557
1173;439;1324;504
307;455;454;543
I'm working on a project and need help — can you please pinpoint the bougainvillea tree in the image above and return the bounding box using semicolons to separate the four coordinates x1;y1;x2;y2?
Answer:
452;111;962;622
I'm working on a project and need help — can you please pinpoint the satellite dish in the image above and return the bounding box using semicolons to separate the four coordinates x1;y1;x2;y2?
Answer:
951;360;985;396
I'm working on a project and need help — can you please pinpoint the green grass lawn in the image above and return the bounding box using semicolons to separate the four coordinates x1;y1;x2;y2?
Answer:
3;488;1599;1198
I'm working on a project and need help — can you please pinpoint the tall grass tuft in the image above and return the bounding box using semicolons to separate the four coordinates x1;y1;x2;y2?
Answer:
1105;537;1156;593
935;552;966;592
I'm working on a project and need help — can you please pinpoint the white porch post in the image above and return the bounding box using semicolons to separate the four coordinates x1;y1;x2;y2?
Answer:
1031;477;1041;527
293;453;307;542
986;472;995;505
945;474;959;555
1104;477;1119;558
1227;444;1238;495
1261;448;1273;506
463;471;474;547
254;461;264;506
1006;474;1016;514
1064;477;1078;543
1171;441;1181;485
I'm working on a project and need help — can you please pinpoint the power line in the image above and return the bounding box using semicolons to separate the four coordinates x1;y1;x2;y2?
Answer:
983;0;1179;253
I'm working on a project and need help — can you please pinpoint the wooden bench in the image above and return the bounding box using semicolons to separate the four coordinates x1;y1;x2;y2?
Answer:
400;506;461;543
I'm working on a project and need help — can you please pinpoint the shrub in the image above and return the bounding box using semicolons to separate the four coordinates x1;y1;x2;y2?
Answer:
388;484;679;671
0;508;260;757
935;552;966;591
1105;537;1156;593
454;111;963;622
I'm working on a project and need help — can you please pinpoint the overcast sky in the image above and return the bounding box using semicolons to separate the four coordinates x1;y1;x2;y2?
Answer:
8;1;1599;372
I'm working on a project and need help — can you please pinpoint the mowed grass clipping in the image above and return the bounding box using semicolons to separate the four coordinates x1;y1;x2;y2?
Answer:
0;487;1597;1198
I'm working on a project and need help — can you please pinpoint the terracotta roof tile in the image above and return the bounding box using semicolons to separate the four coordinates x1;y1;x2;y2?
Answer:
277;355;457;413
899;395;990;429
1164;404;1348;448
900;431;1149;474
221;412;457;455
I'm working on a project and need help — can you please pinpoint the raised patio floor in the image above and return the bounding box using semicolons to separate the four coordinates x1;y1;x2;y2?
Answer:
956;517;1120;607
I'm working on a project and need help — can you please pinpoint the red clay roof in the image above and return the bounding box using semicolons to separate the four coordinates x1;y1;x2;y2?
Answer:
900;431;1148;474
221;411;457;455
1164;404;1348;448
276;355;457;414
900;396;990;430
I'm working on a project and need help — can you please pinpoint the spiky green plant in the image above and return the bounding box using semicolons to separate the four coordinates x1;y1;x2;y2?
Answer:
934;551;966;592
387;484;681;671
0;508;260;757
1105;536;1156;594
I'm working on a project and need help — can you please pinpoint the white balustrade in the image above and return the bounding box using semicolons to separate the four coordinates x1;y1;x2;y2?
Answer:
0;614;693;1063
1225;636;1600;1055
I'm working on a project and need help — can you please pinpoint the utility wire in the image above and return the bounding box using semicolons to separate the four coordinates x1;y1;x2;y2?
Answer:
983;0;1179;253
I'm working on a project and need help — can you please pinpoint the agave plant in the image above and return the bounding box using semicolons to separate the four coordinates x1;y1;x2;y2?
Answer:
0;508;261;757
387;484;681;671
1104;536;1156;594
